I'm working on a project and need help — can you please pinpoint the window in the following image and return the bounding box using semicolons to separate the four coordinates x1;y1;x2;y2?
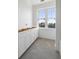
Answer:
37;7;56;28
38;8;45;27
47;8;56;28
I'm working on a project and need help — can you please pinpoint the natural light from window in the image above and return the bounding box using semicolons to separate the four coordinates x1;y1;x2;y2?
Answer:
37;7;56;28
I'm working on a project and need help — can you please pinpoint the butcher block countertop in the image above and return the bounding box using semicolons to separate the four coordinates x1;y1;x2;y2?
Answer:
18;27;36;32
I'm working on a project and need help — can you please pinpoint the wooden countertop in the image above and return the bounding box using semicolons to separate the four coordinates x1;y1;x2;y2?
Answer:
18;27;36;32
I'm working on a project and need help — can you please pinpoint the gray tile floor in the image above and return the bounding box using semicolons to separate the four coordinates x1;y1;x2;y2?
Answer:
20;38;61;59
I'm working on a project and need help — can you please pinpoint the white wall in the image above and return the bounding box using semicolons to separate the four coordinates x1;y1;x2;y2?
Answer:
18;0;32;29
56;0;61;53
38;28;56;40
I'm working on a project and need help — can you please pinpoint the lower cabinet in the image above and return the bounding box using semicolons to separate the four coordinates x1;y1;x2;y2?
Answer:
18;28;38;58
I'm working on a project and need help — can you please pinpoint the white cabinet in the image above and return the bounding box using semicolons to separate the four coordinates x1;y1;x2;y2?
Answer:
18;28;38;58
38;28;56;40
18;32;25;57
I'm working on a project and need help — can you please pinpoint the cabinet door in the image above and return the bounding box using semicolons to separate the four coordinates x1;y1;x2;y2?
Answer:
34;29;38;39
18;32;25;57
23;30;31;51
33;29;38;40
